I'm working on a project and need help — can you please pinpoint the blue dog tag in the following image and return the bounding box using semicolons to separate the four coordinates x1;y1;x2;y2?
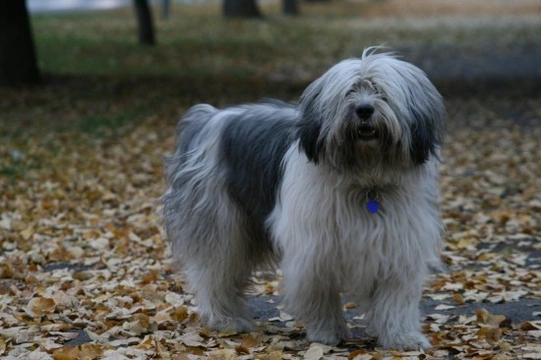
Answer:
367;199;379;214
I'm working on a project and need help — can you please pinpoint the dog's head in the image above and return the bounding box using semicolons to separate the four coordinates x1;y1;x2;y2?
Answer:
297;48;445;172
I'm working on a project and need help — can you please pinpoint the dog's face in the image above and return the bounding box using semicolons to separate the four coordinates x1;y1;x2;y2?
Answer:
297;50;445;172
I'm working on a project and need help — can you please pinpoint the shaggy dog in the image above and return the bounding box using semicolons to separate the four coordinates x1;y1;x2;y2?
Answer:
162;48;445;350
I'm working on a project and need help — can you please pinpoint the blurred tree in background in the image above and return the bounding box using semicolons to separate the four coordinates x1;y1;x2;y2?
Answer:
223;0;263;18
283;0;299;15
223;0;299;17
0;1;40;86
134;0;156;45
0;0;308;86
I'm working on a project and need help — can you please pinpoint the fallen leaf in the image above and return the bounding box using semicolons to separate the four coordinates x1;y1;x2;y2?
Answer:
52;346;79;360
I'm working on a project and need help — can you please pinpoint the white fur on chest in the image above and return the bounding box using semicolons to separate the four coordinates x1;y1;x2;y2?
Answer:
267;147;443;298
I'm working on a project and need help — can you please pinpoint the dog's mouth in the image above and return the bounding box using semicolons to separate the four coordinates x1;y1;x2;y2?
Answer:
356;125;378;141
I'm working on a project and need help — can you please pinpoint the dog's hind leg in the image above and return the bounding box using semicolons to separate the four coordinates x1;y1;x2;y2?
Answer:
164;175;256;331
185;251;255;333
177;199;258;333
163;113;258;332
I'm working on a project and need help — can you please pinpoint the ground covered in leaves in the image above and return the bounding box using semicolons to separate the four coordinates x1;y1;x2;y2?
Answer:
1;0;540;359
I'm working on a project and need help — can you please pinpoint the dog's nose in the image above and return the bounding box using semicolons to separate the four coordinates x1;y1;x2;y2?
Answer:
356;105;375;120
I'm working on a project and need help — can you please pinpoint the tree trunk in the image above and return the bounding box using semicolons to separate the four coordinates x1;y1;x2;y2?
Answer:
133;0;156;45
223;0;263;18
283;0;299;15
0;0;40;86
161;0;171;20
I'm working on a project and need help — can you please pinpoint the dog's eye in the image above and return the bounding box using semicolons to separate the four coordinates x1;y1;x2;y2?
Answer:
373;87;387;101
346;89;356;97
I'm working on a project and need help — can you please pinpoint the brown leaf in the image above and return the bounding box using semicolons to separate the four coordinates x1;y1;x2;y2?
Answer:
476;308;489;323
170;306;189;323
453;292;466;305
79;343;104;359
520;321;541;331
348;349;368;360
52;346;79;360
240;333;260;348
235;345;250;355
485;327;502;345
0;337;6;355
26;296;56;316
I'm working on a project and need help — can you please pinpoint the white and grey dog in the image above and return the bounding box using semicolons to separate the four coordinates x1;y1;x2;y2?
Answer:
162;48;445;350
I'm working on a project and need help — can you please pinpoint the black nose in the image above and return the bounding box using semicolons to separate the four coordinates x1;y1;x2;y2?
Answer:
355;105;375;120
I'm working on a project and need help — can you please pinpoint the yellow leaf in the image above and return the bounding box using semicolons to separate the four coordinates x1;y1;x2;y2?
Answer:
27;296;56;316
343;301;357;309
487;313;508;328
497;341;513;351
20;228;34;240
476;308;489;323
453;292;465;305
135;335;154;350
79;343;104;359
217;328;238;338
240;333;260;348
486;327;502;345
52;346;79;360
170;306;189;323
207;349;237;359
255;350;284;360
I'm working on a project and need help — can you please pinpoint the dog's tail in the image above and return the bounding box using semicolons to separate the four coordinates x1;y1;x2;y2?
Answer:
176;104;218;152
165;104;218;185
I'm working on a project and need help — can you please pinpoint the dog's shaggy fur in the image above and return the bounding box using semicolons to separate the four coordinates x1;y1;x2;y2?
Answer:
162;48;446;350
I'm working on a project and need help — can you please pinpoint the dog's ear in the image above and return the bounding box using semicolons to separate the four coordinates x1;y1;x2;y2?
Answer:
297;91;326;163
407;82;446;165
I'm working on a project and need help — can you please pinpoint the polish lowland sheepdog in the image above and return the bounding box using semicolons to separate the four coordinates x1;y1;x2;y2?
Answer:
162;48;446;350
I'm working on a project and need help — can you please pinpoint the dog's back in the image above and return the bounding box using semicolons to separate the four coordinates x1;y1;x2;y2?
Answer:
165;101;297;223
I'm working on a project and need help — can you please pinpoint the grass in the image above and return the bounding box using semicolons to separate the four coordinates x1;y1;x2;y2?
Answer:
29;1;541;78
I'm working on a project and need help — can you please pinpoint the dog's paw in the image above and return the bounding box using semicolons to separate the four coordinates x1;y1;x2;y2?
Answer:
204;315;254;333
306;325;351;345
379;331;431;351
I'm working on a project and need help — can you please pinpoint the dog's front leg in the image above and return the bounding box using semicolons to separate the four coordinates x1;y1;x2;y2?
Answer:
365;276;430;351
280;255;351;345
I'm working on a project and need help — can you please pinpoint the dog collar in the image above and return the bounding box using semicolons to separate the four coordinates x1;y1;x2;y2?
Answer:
366;189;380;214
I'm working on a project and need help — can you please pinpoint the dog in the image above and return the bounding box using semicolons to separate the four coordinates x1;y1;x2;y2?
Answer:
162;47;445;350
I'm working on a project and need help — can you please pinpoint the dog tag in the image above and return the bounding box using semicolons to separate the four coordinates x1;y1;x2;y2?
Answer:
367;199;379;214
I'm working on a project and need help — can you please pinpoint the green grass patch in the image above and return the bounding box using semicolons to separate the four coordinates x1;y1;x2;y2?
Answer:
29;3;541;80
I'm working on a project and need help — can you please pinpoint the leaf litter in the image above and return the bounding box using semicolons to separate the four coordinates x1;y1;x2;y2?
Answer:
1;95;539;359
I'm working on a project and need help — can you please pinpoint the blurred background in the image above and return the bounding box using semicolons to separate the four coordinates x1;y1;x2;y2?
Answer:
1;0;540;134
